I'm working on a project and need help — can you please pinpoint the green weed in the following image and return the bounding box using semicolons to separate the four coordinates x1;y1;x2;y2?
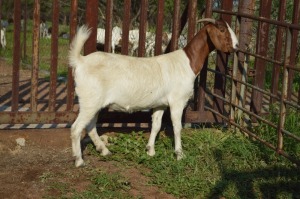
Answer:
72;171;132;199
253;104;300;161
87;128;299;198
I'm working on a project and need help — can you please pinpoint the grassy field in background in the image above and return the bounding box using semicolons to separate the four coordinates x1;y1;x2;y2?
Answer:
0;21;70;77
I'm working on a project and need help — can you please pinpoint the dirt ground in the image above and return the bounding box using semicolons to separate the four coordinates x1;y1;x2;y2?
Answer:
0;128;175;199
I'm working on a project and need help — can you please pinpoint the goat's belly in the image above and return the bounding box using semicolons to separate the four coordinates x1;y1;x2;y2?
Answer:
106;87;169;112
108;99;168;113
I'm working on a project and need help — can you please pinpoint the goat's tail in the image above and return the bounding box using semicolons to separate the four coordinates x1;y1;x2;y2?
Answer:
69;25;91;68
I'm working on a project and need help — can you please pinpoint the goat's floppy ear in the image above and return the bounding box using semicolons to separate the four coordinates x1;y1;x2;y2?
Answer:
206;24;217;41
205;24;222;50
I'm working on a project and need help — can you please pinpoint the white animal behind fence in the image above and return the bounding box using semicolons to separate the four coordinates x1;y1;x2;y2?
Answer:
128;30;165;56
96;26;122;53
40;22;49;38
69;18;238;167
128;29;188;56
128;29;140;55
0;28;6;49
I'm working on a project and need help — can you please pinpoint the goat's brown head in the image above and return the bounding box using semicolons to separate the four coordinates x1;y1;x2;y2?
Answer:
198;18;239;53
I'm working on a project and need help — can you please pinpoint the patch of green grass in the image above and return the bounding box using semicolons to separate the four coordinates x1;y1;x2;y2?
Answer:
253;104;300;161
39;128;299;198
72;171;132;199
88;128;299;198
42;168;132;199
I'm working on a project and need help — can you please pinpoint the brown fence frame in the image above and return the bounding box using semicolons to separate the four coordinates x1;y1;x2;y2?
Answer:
210;0;300;165
0;0;299;165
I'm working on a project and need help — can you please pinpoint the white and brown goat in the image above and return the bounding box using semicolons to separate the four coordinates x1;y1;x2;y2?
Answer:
69;18;238;167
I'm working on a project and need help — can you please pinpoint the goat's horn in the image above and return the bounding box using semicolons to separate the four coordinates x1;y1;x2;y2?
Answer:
197;18;216;24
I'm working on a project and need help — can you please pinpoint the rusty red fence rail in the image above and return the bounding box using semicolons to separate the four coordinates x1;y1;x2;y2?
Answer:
0;0;299;165
210;0;300;165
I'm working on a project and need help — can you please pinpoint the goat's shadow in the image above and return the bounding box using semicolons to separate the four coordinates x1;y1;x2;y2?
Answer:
80;120;176;156
207;149;300;199
80;124;152;153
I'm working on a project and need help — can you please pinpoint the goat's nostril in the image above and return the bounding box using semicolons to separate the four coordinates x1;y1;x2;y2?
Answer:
235;44;239;49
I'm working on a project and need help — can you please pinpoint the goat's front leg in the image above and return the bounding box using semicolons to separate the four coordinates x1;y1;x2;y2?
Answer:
146;108;165;156
170;103;185;160
86;113;111;156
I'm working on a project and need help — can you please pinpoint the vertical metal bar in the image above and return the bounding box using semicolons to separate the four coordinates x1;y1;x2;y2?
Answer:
236;17;247;122
0;0;1;40
23;0;27;59
286;0;300;100
84;0;98;55
270;0;286;104
66;0;78;111
187;0;197;43
31;0;40;112
238;52;249;126
11;0;22;112
164;4;188;54
298;84;300;105
104;0;113;53
170;0;180;51
48;0;59;112
121;0;131;55
213;1;233;123
154;0;164;56
250;0;272;115
230;45;239;124
277;28;291;153
204;0;213;18
234;0;255;124
197;0;213;112
138;0;148;57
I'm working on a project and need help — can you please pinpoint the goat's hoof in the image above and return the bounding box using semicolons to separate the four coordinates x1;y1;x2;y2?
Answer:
101;148;112;156
75;158;85;167
175;151;185;160
146;145;155;156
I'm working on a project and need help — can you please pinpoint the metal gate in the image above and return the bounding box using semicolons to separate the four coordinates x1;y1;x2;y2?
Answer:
0;0;212;125
0;1;299;164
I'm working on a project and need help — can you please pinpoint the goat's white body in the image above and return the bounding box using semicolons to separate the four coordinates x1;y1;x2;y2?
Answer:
69;22;238;167
74;49;195;112
70;26;195;167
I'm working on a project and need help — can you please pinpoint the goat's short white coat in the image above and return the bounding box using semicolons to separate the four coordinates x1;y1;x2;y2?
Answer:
69;26;195;167
74;50;195;112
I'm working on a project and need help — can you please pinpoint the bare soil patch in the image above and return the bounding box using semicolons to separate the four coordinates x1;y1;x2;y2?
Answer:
0;128;175;199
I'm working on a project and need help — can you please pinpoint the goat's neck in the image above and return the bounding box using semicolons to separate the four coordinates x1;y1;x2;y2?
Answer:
183;26;215;76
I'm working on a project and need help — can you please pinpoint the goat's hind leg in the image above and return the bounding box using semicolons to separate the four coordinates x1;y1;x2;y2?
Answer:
71;115;89;167
146;108;164;156
86;113;111;156
71;109;99;167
